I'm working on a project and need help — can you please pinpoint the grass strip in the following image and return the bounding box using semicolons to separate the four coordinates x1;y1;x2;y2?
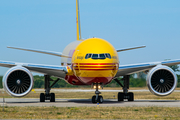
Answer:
0;106;180;119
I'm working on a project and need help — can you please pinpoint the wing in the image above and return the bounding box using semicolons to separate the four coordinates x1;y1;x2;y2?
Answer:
7;46;70;58
115;59;180;77
116;45;146;52
0;60;67;79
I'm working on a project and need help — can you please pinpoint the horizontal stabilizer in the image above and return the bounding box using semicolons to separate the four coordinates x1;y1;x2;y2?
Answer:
116;45;146;52
7;46;71;58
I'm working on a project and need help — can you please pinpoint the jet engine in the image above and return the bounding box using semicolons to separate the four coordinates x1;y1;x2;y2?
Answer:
3;66;34;97
146;65;177;96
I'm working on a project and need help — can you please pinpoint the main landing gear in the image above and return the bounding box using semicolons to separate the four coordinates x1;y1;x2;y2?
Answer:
92;83;103;103
40;75;60;102
114;75;134;101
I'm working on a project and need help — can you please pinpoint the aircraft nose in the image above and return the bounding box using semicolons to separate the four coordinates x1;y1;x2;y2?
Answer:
72;63;119;84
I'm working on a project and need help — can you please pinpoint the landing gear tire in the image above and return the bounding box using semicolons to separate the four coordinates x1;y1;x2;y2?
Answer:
128;92;134;101
40;93;45;102
50;93;55;102
118;92;124;101
92;96;96;103
92;95;103;103
118;92;134;102
98;96;103;103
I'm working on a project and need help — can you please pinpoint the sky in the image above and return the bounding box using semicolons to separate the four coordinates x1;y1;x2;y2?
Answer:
0;0;180;75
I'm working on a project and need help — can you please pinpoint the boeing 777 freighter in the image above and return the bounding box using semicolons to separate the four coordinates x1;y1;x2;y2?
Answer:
0;0;179;103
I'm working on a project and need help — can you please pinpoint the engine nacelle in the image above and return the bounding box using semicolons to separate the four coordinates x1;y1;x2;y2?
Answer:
146;65;177;96
3;66;34;97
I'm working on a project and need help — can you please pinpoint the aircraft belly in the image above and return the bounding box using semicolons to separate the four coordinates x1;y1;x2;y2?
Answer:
65;74;86;85
73;69;117;85
79;76;113;85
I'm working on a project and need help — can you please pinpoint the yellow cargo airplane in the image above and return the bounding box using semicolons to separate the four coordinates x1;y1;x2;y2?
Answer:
0;0;179;103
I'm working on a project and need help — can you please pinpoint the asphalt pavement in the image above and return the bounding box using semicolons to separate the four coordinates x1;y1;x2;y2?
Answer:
0;98;180;107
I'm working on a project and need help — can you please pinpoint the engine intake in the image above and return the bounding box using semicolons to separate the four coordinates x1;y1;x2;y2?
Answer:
146;65;177;96
3;66;34;97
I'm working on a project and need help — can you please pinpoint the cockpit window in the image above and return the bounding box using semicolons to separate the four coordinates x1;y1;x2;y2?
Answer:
85;54;88;59
88;54;92;58
92;54;98;59
105;53;111;59
85;53;111;60
99;54;106;59
85;54;92;59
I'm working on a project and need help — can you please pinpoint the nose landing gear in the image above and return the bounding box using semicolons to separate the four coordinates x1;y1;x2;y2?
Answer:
92;83;103;103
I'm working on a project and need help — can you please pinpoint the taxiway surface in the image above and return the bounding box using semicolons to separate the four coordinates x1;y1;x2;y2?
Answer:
0;98;180;107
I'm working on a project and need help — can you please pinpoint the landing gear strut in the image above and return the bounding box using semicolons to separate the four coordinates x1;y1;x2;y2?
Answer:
92;83;103;103
114;75;134;101
40;75;60;102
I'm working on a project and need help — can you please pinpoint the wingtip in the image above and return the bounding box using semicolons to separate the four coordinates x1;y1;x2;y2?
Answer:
139;45;146;48
7;46;14;49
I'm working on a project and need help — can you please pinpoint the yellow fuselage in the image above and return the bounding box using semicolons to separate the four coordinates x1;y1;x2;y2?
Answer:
64;38;119;85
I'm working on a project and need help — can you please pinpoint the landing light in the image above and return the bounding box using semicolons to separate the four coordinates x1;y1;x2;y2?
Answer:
93;85;101;89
